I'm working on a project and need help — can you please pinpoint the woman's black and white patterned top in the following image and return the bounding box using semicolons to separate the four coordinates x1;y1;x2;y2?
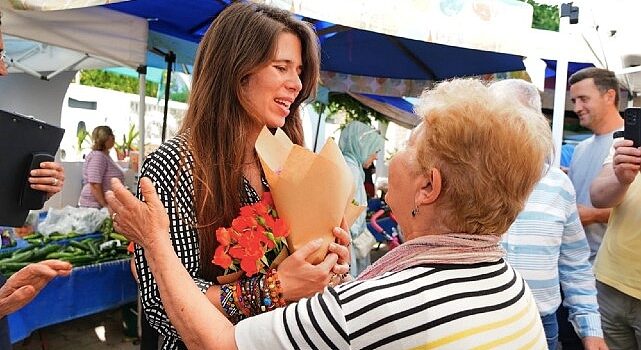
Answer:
134;134;267;350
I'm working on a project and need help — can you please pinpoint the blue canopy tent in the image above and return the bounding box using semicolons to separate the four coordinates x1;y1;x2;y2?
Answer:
103;0;529;148
105;0;526;80
317;28;525;81
545;60;594;79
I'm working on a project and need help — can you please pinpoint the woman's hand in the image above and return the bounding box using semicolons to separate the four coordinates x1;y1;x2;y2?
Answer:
277;239;338;302
29;161;65;197
105;177;170;251
278;223;352;301
329;225;351;276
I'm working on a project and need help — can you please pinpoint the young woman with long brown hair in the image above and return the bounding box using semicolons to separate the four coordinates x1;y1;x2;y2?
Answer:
131;3;351;349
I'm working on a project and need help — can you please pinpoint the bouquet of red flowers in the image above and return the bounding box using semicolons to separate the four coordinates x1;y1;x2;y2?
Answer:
212;192;289;278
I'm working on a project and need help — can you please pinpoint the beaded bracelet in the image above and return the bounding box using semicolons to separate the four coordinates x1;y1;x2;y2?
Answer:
235;279;252;317
220;282;242;324
263;268;286;311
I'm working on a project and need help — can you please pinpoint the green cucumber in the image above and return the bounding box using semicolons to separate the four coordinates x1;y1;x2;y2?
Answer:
0;262;30;271
32;245;62;260
22;233;43;240
61;255;95;266
69;241;90;252
2;250;35;263
45;252;78;259
109;233;128;242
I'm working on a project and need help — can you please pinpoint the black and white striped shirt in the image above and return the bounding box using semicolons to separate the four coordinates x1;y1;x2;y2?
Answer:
134;135;266;350
235;259;546;350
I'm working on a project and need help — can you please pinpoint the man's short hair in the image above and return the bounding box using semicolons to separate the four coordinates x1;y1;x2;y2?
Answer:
568;67;620;106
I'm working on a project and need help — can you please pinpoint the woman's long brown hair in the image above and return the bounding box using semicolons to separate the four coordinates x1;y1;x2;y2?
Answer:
178;3;320;280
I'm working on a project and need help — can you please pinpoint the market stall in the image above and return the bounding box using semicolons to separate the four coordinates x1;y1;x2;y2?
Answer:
8;259;137;343
0;210;134;344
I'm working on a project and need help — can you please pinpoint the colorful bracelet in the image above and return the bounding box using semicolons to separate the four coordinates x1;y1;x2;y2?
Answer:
220;282;241;324
263;268;286;310
235;279;252;317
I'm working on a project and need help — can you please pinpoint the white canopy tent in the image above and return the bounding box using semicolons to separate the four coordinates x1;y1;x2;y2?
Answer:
1;2;147;73
0;1;149;168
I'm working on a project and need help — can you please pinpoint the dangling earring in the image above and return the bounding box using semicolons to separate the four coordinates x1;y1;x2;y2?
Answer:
411;206;419;217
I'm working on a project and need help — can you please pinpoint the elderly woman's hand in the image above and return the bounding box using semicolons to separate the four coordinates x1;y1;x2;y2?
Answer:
329;224;351;276
277;224;351;301
29;162;65;198
105;177;170;251
277;239;339;301
0;260;72;317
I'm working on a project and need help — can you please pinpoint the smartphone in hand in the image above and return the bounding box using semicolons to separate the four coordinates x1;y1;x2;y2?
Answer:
622;107;641;147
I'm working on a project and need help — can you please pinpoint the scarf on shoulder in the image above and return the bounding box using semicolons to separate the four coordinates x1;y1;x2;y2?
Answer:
357;233;505;280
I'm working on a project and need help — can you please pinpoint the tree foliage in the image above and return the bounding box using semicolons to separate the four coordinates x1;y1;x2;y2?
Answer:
520;0;559;31
79;70;158;97
312;93;388;127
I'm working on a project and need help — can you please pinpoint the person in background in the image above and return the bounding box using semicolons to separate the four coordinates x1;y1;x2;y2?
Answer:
1;10;70;349
78;126;124;209
491;79;607;350
363;163;376;199
589;137;641;350
127;4;350;349
338;121;384;277
561;142;576;170
568;67;622;263
107;78;550;350
559;67;624;349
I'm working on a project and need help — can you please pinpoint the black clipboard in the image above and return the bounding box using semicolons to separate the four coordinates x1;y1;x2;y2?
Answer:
0;110;65;227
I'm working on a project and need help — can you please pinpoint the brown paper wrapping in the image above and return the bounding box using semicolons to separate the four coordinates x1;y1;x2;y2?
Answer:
255;127;365;264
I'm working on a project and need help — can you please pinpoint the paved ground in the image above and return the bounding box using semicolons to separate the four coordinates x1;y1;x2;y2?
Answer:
13;308;139;350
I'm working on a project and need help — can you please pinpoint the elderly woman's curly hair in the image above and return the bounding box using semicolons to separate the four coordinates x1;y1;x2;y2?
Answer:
413;79;551;236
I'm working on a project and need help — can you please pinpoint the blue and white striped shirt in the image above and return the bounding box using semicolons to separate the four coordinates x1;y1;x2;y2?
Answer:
502;166;603;338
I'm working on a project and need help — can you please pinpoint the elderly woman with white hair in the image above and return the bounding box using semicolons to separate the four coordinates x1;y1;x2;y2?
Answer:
491;79;607;350
106;78;550;349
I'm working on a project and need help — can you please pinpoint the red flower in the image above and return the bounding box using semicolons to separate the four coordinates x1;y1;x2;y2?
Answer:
240;256;260;276
232;216;256;233
216;227;231;246
253;201;269;217
272;218;289;238
239;205;255;217
212;246;232;269
261;192;273;206
211;191;290;277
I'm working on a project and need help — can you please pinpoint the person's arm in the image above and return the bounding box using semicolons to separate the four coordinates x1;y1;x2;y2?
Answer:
0;260;72;318
28;161;65;200
590;139;641;208
89;183;108;208
106;177;343;349
558;182;607;349
143;230;238;349
576;205;610;226
130;149;216;342
84;153;109;207
130;147;349;342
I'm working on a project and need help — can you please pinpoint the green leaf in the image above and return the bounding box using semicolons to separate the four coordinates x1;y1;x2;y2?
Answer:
518;0;559;31
313;93;389;128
